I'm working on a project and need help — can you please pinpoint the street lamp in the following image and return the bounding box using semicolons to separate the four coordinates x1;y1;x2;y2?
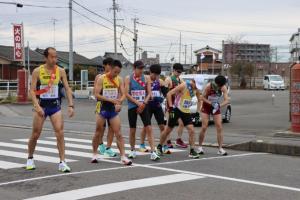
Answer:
0;2;23;7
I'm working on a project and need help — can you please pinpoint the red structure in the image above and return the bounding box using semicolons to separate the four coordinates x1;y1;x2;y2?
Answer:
291;63;300;132
17;69;28;103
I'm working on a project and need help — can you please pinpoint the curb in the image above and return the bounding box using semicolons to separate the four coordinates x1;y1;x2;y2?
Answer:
227;140;300;156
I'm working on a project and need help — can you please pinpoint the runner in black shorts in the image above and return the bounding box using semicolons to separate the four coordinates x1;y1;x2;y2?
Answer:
124;60;160;161
139;64;170;154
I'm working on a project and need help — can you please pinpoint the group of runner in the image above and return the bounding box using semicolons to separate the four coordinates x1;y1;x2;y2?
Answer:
25;47;229;172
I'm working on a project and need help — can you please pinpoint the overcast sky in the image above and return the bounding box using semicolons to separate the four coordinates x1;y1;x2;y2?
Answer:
0;0;299;63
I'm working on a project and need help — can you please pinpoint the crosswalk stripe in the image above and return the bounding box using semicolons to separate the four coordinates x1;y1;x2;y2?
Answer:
0;142;109;159
0;149;77;163
24;173;202;200
46;137;184;153
14;139;150;156
0;160;24;169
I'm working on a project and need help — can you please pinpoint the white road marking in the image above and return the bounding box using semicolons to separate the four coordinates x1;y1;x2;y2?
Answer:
0;149;76;163
0;160;24;169
14;139;152;156
24;173;202;200
46;137;184;153
0;165;138;186
0;141;110;159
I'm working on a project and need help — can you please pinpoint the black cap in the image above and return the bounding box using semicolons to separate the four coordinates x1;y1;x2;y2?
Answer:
134;60;145;68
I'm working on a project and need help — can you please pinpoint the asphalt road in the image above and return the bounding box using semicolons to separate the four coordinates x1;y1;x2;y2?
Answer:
0;89;298;200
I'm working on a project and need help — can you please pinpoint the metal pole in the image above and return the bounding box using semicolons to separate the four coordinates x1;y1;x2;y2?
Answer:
113;0;117;58
27;41;30;96
221;40;224;75
184;44;187;64
190;44;192;64
179;32;181;63
133;18;138;62
21;22;25;68
52;18;57;48
69;0;73;81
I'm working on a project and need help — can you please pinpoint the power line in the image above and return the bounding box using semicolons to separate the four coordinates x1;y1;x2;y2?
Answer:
137;21;292;37
72;8;113;31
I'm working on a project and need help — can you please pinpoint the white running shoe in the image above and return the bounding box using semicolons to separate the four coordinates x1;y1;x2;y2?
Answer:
150;151;160;161
196;146;204;155
26;158;36;170
58;161;71;173
217;148;228;156
91;155;99;163
128;150;137;159
121;156;133;166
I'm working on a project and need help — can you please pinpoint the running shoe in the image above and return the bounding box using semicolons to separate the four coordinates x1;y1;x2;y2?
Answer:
91;155;99;163
98;143;106;155
104;147;117;157
166;140;174;148
189;149;200;159
128;150;137;159
218;148;228;156
150;151;160;161
121;156;133;166
156;144;163;156
196;146;204;155
163;145;171;154
139;144;149;152
26;158;36;170
176;138;188;148
58;161;71;173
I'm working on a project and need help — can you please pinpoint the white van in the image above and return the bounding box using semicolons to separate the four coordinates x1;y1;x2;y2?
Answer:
263;75;285;90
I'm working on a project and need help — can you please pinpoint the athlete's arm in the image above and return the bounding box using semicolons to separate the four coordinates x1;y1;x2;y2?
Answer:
166;82;186;108
124;76;142;107
165;77;172;89
220;86;229;107
195;90;202;112
201;83;212;105
144;75;152;104
61;68;74;117
30;68;44;117
118;77;126;103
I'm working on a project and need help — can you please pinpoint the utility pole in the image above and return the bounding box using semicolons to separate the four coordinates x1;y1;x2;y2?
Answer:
52;18;58;48
112;0;119;58
69;0;73;81
179;32;182;63
190;44;193;64
184;44;187;64
221;40;225;75
133;17;138;62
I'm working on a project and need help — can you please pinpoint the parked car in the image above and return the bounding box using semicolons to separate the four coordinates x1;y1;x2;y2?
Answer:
162;74;232;126
263;75;285;90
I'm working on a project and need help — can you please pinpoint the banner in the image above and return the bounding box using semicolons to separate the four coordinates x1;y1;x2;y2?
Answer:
13;24;24;61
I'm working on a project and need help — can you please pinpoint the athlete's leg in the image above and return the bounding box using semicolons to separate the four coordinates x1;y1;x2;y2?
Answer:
49;110;65;161
28;111;45;158
92;114;106;155
213;114;223;148
199;112;210;146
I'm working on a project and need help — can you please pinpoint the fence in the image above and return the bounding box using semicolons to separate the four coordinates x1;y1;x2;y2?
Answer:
0;80;18;99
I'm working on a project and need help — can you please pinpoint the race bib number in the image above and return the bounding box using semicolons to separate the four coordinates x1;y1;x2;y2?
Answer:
152;90;160;97
103;88;118;100
131;90;146;102
208;95;219;104
182;99;192;109
40;85;58;99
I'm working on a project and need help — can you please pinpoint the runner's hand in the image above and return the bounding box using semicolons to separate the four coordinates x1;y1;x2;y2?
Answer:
115;104;122;112
68;107;74;118
137;103;145;114
111;99;120;105
35;106;44;118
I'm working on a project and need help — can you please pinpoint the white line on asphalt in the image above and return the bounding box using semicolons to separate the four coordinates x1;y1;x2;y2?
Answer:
0;149;77;163
148;153;269;166
0;160;24;169
46;137;184;153
23;173;202;200
14;139;151;156
0;141;110;159
0;165;139;187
